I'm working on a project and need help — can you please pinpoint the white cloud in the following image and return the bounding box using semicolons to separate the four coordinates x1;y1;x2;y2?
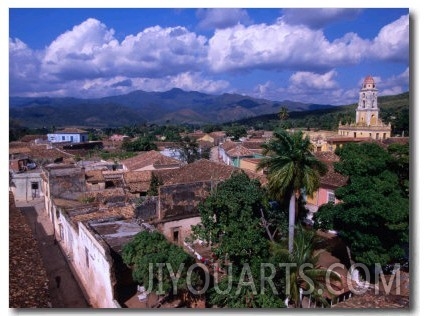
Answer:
369;14;409;63
289;70;339;90
207;21;370;73
282;8;362;29
41;19;208;81
196;9;251;30
9;38;42;94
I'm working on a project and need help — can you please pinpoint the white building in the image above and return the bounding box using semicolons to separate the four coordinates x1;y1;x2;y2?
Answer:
47;128;89;143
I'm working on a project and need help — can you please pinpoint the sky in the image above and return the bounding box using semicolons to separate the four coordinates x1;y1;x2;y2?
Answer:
3;2;424;315
9;7;410;105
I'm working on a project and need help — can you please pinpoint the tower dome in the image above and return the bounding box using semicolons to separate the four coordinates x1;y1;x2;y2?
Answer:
362;75;376;89
363;75;375;84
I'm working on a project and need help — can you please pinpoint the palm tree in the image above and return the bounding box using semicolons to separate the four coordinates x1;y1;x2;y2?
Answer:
270;227;341;307
278;107;289;122
257;129;327;252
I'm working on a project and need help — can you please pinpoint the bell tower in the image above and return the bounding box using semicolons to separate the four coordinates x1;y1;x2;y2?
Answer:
356;75;379;126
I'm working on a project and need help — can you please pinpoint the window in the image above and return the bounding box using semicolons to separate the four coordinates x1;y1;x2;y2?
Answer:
62;136;65;141
172;227;180;244
70;136;74;142
327;191;336;204
85;247;90;268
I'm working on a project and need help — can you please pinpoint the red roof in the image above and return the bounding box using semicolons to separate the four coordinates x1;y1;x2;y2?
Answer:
363;75;375;85
121;150;182;171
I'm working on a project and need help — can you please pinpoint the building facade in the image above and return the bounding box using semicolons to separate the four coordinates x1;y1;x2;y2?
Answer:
47;128;89;143
338;75;391;140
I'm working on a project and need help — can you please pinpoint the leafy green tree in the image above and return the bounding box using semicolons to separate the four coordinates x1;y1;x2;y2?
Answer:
225;125;247;141
278;106;289;122
122;136;157;152
257;130;327;253
270;227;341;307
192;172;283;307
122;231;196;295
313;142;409;267
176;136;201;164
387;142;409;197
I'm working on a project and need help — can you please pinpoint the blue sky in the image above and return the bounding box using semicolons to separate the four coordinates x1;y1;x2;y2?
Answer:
9;8;409;105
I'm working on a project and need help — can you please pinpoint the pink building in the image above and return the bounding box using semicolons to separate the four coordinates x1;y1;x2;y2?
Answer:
305;152;348;223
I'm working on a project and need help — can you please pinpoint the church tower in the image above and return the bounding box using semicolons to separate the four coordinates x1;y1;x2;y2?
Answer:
356;75;379;126
338;75;391;140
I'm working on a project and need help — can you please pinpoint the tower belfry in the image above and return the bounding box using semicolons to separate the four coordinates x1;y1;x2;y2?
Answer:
356;75;379;126
338;75;391;140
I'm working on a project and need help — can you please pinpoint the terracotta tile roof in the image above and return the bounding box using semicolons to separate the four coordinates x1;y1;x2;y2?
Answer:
102;170;124;180
9;147;31;155
160;159;238;185
320;162;348;188
326;137;370;142
82;188;127;204
209;131;226;138
52;198;85;209
9;192;51;307
226;145;255;157
383;137;409;146
221;141;238;151
314;151;340;162
70;205;135;224
124;171;152;193
19;134;47;142
243;169;268;186
121;150;182;171
85;170;105;183
240;157;262;164
29;145;74;160
153;142;180;150
198;140;214;148
242;141;265;149
9;141;29;148
314;152;347;188
54;128;87;134
332;289;409;308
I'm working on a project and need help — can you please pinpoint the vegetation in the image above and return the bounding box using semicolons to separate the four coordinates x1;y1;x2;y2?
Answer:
257;130;327;252
121;135;157;152
192;172;285;307
122;231;197;295
175;136;202;164
224;124;247;141
270;227;341;307
313;142;409;267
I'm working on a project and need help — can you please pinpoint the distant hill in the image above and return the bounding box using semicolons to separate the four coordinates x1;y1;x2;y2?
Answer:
9;88;336;128
230;92;409;136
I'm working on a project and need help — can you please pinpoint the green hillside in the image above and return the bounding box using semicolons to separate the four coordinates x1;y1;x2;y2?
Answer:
229;92;409;136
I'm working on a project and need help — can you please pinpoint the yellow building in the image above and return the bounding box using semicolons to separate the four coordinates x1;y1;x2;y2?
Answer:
338;75;391;140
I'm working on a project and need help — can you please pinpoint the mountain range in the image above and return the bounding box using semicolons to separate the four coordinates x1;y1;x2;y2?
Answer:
9;88;336;128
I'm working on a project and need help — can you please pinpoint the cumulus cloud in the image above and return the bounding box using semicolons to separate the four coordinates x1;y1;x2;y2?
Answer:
9;38;41;90
9;13;409;101
196;9;252;30
40;18;208;82
369;14;409;63
282;8;362;29
208;14;409;74
289;70;339;90
207;21;369;73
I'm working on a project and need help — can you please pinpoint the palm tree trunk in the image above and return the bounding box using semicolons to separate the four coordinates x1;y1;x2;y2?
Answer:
288;192;296;253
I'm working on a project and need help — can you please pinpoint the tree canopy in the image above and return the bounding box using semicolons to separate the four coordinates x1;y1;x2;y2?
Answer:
122;231;196;295
191;172;285;307
313;142;409;267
